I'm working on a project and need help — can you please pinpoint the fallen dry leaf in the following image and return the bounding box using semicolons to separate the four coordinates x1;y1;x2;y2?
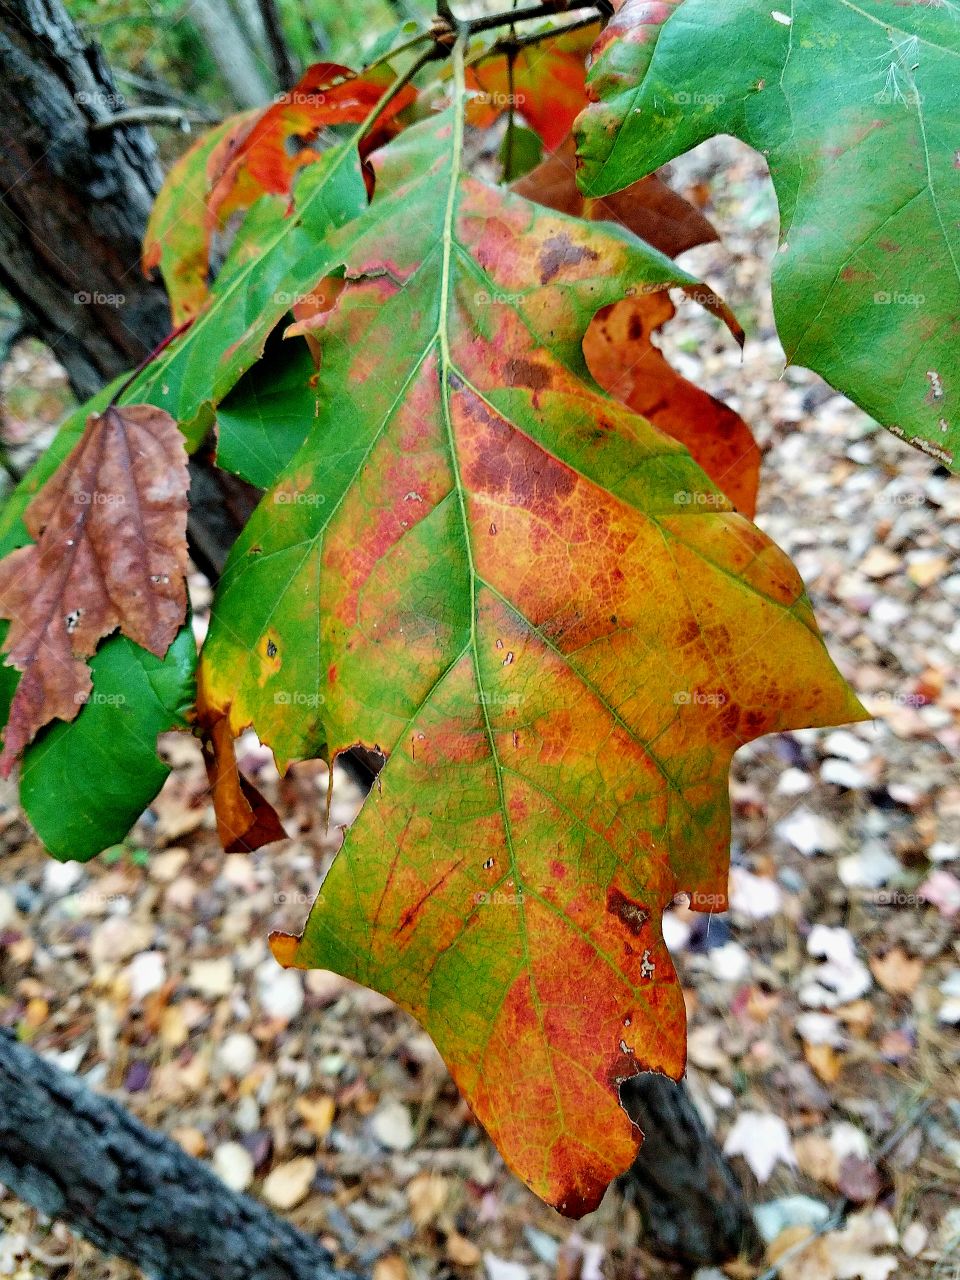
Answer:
869;947;923;996
804;1041;843;1085
446;1233;482;1267
262;1156;316;1210
295;1094;336;1139
724;1111;797;1183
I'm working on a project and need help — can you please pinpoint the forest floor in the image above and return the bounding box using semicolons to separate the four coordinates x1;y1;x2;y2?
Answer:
0;138;958;1280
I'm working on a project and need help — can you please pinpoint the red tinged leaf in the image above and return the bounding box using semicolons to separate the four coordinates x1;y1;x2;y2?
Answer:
513;134;717;260
207;63;415;229
465;25;598;150
0;405;189;772
200;82;864;1215
584;294;761;515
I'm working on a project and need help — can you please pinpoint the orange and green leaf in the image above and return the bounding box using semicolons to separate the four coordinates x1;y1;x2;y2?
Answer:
585;294;761;515
143;63;414;326
207;62;414;228
143;115;255;326
199;71;863;1215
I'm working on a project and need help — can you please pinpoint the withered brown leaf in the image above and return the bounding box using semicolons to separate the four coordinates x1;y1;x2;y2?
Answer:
512;135;718;260
0;404;189;772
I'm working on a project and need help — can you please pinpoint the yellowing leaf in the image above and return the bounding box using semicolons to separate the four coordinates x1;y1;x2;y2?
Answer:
200;64;863;1215
0;405;189;772
142;113;256;326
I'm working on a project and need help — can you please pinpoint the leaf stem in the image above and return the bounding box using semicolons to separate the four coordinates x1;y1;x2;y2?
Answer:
110;318;195;407
362;28;435;76
465;1;600;36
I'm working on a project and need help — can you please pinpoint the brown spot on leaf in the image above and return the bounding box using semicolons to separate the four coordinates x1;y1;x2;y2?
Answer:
537;232;600;284
607;887;650;936
504;357;550;391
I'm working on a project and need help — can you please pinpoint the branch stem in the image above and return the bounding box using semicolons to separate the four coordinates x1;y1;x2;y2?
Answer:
90;106;218;132
465;1;601;36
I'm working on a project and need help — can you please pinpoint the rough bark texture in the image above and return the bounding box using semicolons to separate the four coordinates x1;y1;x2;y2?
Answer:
620;1073;763;1265
0;0;170;400
0;1030;358;1280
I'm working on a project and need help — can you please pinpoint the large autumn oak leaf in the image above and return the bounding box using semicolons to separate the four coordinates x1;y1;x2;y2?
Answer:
0;405;189;772
199;94;863;1213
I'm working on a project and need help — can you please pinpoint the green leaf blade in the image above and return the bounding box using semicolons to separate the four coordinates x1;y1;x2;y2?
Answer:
576;0;960;468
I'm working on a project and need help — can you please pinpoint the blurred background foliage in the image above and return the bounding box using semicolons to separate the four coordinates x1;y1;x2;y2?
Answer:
66;0;434;119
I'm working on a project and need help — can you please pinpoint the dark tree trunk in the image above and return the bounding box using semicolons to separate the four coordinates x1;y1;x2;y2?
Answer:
0;0;170;399
0;1030;357;1280
620;1074;763;1266
0;2;761;1270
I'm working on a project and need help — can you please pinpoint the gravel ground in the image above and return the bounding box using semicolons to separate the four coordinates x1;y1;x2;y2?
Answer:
0;137;957;1280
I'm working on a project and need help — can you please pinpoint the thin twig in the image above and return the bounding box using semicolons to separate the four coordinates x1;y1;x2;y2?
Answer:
476;9;602;59
503;38;517;179
90;106;218;133
362;28;435;76
466;1;601;36
110;319;195;408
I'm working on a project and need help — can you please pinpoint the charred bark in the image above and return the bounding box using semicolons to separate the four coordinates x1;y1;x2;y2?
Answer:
620;1073;763;1266
0;1030;357;1280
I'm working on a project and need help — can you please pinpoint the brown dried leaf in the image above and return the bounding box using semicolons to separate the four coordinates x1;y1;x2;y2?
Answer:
869;947;923;996
201;713;286;853
803;1040;842;1085
0;404;189;771
513;135;718;259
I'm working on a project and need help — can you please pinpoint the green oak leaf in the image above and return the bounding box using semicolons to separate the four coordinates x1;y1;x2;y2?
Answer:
15;627;196;862
125;138;368;449
576;0;960;469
